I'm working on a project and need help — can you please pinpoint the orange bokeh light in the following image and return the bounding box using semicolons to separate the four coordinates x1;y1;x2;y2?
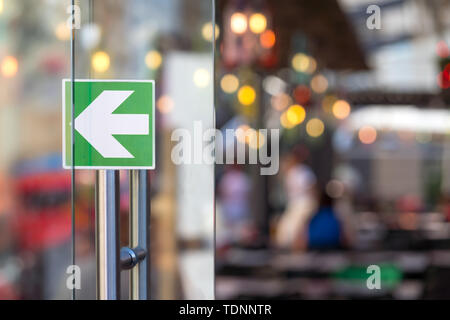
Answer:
260;30;276;49
359;126;377;144
332;100;351;120
157;95;174;114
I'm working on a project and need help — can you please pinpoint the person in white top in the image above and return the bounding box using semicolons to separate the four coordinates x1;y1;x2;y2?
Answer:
276;154;318;250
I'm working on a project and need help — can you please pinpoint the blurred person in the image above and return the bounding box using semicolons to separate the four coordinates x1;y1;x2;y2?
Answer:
275;153;318;249
307;191;343;250
329;165;360;248
217;165;252;247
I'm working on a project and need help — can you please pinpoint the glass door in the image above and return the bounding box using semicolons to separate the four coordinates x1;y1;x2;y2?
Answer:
0;0;215;300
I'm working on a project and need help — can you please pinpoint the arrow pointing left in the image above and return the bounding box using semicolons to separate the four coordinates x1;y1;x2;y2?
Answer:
74;90;149;158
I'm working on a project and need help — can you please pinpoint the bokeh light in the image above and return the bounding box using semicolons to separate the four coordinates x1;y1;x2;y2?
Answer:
311;74;328;94
145;50;162;70
92;51;110;73
230;12;247;34
438;70;450;89
292;53;310;72
54;23;71;41
263;76;285;96
332;100;351;119
437;41;449;58
157;95;174;114
293;85;311;105
249;13;267;34
306;118;325;138
271;93;292;111
286;105;306;126
238;85;256;106
0;0;3;14
193;68;210;88
280;112;295;129
221;74;239;94
260;30;276;49
1;56;18;78
306;57;317;74
202;22;220;42
80;23;101;50
358;126;377;144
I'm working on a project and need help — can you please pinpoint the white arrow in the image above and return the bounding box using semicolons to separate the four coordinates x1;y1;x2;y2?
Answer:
74;90;149;158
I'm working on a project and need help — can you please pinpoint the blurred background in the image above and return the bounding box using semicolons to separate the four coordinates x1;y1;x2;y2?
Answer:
1;0;450;300
214;0;450;300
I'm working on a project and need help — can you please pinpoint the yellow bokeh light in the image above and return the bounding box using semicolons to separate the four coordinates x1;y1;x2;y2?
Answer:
249;13;267;34
332;100;351;120
221;74;239;94
311;74;328;94
55;22;71;41
92;51;110;73
238;85;256;106
145;50;162;70
193;68;210;88
0;0;3;14
230;12;247;34
306;118;325;138
292;53;310;72
1;56;18;78
286;105;306;126
359;126;377;144
280;112;296;129
202;22;220;42
271;93;292;111
157;95;174;114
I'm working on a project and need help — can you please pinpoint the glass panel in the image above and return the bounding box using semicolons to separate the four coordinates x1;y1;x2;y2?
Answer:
0;0;214;300
72;0;215;300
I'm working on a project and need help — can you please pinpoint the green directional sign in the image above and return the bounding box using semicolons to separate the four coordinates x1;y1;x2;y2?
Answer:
63;79;155;169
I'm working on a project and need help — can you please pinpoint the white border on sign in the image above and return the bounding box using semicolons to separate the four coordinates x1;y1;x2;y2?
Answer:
62;79;156;170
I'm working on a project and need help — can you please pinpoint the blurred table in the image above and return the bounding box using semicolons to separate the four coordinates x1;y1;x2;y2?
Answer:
216;248;450;299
